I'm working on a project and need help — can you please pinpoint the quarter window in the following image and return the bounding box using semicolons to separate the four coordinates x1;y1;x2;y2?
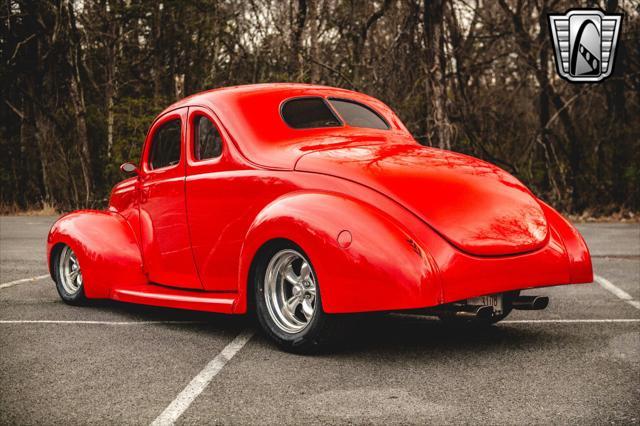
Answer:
194;116;223;160
149;119;181;169
328;99;389;130
281;97;342;129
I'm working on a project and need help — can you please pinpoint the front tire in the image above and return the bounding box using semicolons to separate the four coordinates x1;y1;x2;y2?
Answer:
253;241;338;354
53;244;87;305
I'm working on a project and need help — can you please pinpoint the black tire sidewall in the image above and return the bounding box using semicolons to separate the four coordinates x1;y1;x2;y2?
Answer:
53;244;86;304
253;241;331;352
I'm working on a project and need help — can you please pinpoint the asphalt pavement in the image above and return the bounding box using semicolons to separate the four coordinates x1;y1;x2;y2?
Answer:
0;216;638;425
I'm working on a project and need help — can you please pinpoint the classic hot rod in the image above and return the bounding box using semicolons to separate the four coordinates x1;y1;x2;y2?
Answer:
47;83;592;352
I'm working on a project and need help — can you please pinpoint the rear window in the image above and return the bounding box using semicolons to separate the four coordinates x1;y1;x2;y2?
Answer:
329;99;389;130
281;97;342;129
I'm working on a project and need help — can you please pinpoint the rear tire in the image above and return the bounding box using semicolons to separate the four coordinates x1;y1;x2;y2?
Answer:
253;241;339;354
53;244;87;305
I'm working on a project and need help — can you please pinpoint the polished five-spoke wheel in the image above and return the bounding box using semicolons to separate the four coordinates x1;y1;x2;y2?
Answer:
59;245;83;295
53;244;87;304
254;241;339;353
264;249;317;333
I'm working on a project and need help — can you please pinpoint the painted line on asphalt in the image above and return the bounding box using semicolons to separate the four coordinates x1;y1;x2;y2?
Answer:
595;274;640;310
0;274;49;289
392;314;640;324
502;318;640;324
1;318;639;326
0;320;207;325
150;329;254;426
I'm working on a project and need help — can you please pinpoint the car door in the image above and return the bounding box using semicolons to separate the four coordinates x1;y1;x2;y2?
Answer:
139;108;202;289
184;106;252;292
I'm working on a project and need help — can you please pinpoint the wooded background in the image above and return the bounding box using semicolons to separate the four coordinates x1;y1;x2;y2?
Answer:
1;0;638;214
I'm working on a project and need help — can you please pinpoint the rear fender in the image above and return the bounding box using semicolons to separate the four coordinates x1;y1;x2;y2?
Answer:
47;210;146;298
236;192;440;314
539;201;593;283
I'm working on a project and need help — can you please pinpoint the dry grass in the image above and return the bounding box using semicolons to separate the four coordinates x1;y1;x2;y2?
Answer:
1;203;637;223
568;209;639;223
0;203;58;216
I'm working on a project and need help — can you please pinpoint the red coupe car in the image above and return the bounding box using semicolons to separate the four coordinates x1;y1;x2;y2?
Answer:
47;83;592;352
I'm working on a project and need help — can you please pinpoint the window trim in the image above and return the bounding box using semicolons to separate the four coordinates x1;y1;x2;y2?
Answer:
279;96;344;130
327;97;390;130
191;113;224;163
144;116;184;172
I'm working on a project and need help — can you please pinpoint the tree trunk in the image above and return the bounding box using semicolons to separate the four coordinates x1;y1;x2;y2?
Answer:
32;105;54;206
307;0;320;82
105;0;121;160
68;72;93;206
423;0;452;150
174;74;185;100
65;0;93;206
152;2;162;108
290;0;307;79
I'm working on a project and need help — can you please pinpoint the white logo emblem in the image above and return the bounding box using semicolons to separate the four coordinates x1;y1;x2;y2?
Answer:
548;9;622;82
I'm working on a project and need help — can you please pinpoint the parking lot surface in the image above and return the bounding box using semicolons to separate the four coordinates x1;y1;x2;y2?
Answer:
1;217;639;425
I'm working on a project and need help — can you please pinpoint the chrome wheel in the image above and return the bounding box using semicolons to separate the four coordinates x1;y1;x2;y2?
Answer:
58;245;83;295
264;249;317;334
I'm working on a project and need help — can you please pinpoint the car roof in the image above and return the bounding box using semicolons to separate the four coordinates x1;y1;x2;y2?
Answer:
158;83;413;170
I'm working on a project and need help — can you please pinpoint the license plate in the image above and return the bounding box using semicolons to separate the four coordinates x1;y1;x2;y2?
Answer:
467;294;503;314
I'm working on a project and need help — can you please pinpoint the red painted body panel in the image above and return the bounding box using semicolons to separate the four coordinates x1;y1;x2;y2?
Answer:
47;210;147;298
111;285;235;314
158;84;410;170
46;83;593;316
296;143;548;257
236;191;441;313
139;108;201;289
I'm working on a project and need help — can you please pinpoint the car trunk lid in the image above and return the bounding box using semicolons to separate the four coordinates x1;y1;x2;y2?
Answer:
295;143;548;256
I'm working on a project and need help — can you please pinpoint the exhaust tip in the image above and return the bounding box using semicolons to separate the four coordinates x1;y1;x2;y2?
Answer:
475;305;494;320
512;295;549;310
448;304;495;319
531;296;549;310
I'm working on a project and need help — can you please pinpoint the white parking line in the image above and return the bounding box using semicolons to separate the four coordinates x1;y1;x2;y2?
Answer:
502;318;640;323
392;314;640;324
1;318;639;326
595;274;640;310
0;320;207;325
150;330;254;426
0;274;49;289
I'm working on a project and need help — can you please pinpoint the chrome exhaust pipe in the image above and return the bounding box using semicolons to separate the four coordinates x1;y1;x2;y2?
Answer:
512;295;549;310
452;305;494;319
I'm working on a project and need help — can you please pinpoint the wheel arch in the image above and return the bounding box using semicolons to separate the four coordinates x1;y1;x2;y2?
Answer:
48;242;66;281
244;237;297;315
235;191;440;315
47;210;147;298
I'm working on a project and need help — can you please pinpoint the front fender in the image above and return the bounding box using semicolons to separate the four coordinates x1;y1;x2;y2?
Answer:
47;210;146;298
236;191;440;314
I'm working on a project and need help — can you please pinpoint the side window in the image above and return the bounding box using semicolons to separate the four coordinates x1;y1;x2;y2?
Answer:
194;116;223;160
149;119;181;169
281;97;342;129
328;99;389;130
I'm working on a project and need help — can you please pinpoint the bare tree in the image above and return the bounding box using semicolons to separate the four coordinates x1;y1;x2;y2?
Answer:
424;0;453;149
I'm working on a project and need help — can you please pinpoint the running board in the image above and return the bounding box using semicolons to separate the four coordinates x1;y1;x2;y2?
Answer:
111;285;237;314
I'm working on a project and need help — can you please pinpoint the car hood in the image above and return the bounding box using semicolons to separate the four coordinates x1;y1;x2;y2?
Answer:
295;143;548;256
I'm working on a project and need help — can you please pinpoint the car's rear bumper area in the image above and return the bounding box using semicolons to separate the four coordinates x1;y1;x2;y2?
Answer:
411;202;593;308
